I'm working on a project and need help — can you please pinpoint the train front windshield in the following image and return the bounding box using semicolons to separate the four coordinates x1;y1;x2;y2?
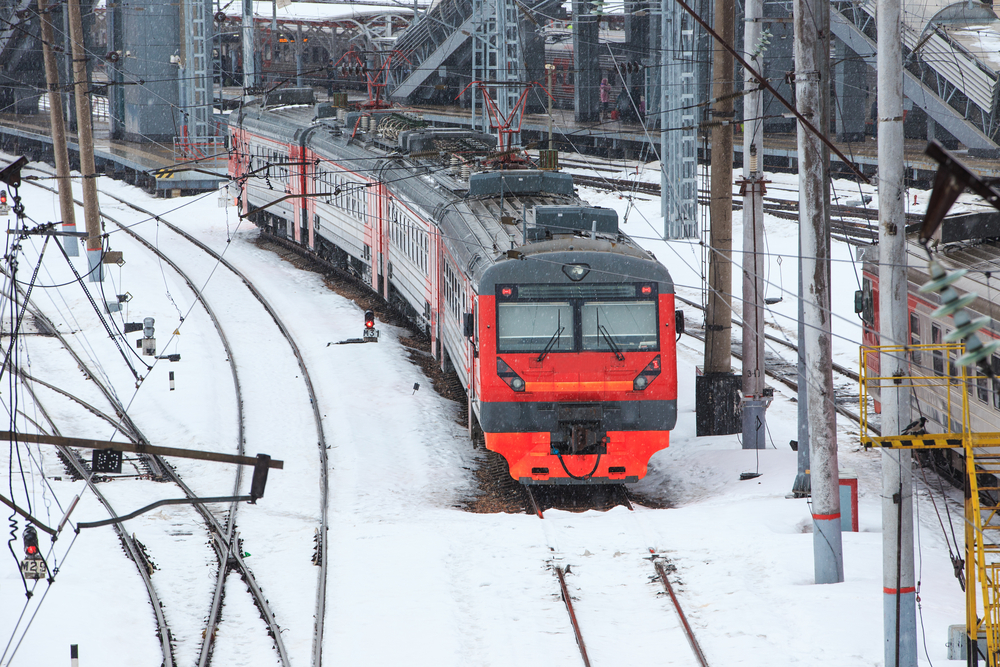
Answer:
496;283;660;354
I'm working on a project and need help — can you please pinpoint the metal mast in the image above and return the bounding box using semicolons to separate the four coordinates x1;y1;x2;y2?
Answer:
180;0;212;152
877;0;916;654
739;0;766;448
660;0;698;240
472;0;523;142
793;0;842;583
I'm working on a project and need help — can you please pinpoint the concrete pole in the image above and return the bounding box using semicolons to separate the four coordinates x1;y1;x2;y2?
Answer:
296;23;304;88
740;0;766;449
705;0;734;375
791;267;811;493
38;0;77;256
793;0;842;583
242;0;257;89
66;0;102;281
877;0;916;655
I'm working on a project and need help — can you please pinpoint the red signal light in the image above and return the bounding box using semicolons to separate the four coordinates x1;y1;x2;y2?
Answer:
641;285;652;294
1;191;7;205
364;310;374;329
501;287;512;296
23;525;38;556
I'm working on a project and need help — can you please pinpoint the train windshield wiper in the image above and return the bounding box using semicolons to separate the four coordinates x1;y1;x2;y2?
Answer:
599;324;625;361
595;310;624;361
537;314;565;362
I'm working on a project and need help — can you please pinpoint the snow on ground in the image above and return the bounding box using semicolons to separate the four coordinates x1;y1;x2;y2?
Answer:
0;158;969;666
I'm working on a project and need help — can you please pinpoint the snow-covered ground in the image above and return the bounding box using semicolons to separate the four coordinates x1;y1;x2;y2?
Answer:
0;158;970;666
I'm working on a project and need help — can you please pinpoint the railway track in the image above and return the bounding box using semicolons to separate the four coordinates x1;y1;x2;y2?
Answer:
93;183;331;667
18;177;294;666
670;293;876;435
0;290;175;666
524;486;710;666
569;173;914;245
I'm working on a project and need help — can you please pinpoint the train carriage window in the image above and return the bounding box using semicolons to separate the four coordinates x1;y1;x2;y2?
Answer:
932;324;944;376
993;356;1000;411
978;370;989;403
947;333;958;378
909;312;921;366
581;301;658;351
497;302;575;353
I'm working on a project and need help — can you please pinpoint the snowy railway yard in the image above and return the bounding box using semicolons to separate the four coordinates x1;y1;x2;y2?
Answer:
0;160;970;665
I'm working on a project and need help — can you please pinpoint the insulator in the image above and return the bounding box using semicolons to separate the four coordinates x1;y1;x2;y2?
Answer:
919;260;965;293
945;311;990;342
451;155;460;174
957;335;1000;367
360;115;369;132
932;290;977;319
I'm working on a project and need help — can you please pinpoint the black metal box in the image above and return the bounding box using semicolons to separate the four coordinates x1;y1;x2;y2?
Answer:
695;371;742;436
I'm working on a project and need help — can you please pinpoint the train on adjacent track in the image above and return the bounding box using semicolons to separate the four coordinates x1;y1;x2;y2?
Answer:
229;87;680;484
859;215;1000;479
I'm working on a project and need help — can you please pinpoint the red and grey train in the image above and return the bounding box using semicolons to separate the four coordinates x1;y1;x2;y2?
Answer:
859;220;1000;476
229;88;680;484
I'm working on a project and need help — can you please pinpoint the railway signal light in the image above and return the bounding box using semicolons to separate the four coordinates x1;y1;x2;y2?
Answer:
20;525;46;580
23;525;38;556
363;309;379;341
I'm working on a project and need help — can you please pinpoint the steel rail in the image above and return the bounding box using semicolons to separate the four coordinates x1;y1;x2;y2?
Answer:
18;178;291;666
6;369;175;667
88;197;289;667
95;186;331;667
653;560;710;667
554;565;591;667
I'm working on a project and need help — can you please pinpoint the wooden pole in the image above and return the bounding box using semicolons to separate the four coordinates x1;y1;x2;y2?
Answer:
66;0;102;281
704;0;733;375
38;0;76;241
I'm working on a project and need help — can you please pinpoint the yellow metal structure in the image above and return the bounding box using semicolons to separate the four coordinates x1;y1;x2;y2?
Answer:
860;343;1000;664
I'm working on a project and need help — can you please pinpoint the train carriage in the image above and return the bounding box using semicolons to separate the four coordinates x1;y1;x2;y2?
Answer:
860;224;1000;478
230;87;680;484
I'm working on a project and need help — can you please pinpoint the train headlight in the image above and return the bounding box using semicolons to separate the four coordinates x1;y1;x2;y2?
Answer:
497;358;526;392
633;355;661;391
562;264;590;282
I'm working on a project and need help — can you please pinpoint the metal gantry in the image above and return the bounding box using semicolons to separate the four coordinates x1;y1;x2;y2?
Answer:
859;343;1000;665
471;0;523;141
179;0;217;161
660;0;698;240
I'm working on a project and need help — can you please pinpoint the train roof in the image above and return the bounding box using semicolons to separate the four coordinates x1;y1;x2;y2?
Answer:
233;95;660;288
860;230;1000;327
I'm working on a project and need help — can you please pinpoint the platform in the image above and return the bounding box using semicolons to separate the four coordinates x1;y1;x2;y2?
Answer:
0;111;226;195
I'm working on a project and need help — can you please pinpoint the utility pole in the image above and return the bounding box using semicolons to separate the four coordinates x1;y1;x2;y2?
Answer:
38;0;76;248
242;0;257;90
793;0;842;582
878;0;915;655
704;0;733;375
739;0;766;449
66;0;102;281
